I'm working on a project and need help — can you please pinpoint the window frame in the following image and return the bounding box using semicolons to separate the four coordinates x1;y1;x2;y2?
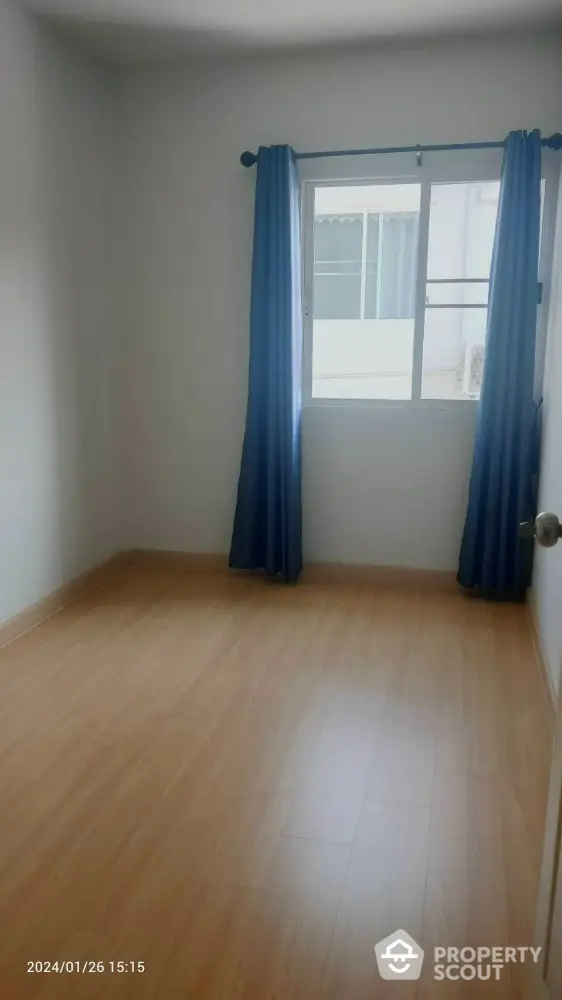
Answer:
301;149;558;410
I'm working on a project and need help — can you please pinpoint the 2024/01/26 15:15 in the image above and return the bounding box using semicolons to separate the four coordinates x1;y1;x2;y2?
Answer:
27;960;145;973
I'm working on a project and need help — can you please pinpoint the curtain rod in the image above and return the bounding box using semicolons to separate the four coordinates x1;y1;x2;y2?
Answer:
240;134;562;167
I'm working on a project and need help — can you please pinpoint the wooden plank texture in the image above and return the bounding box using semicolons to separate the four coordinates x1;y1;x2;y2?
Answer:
0;565;552;999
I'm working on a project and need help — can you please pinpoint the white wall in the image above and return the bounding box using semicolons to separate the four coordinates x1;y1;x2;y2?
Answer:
534;172;562;694
0;1;119;626
120;32;561;569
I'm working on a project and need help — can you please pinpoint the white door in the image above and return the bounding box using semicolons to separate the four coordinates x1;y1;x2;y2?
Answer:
529;514;562;999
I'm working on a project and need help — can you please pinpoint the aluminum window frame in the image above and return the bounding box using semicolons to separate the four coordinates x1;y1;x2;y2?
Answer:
301;148;557;411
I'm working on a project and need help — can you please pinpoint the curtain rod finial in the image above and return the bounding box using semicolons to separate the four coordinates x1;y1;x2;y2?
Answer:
240;150;257;167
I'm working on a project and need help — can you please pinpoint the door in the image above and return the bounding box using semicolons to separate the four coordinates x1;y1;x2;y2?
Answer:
526;513;562;999
534;684;562;999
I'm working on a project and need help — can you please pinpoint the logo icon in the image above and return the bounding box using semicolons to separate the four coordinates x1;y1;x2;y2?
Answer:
375;930;424;980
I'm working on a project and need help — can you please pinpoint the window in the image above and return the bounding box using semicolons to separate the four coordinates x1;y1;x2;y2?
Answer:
303;172;508;403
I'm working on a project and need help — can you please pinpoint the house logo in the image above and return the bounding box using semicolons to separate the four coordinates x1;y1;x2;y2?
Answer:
375;930;425;980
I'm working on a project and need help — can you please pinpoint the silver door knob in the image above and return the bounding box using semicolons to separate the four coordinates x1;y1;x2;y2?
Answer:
519;512;562;547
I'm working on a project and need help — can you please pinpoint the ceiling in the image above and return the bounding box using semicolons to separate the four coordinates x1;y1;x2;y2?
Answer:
25;0;562;63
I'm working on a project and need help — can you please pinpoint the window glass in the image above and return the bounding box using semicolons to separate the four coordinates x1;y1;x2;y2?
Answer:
422;181;500;400
311;184;421;400
314;216;362;320
369;213;419;320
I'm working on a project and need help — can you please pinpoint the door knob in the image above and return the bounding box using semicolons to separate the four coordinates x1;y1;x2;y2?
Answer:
519;512;562;547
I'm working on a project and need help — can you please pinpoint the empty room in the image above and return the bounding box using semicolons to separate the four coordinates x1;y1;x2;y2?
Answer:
1;0;562;997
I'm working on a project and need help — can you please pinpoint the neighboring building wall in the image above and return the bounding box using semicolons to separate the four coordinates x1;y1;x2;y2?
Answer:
312;319;414;399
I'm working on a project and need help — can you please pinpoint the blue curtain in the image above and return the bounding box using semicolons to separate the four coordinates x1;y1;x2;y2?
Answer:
229;146;303;582
458;130;542;599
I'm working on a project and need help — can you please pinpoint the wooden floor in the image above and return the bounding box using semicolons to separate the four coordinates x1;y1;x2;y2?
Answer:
0;564;553;999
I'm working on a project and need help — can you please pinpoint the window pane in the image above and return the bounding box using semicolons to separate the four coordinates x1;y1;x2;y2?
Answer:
314;214;363;264
364;214;379;319
314;274;362;320
426;181;499;280
422;180;498;399
421;307;488;400
365;214;418;320
425;281;489;306
312;184;420;400
377;214;418;319
313;215;362;320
